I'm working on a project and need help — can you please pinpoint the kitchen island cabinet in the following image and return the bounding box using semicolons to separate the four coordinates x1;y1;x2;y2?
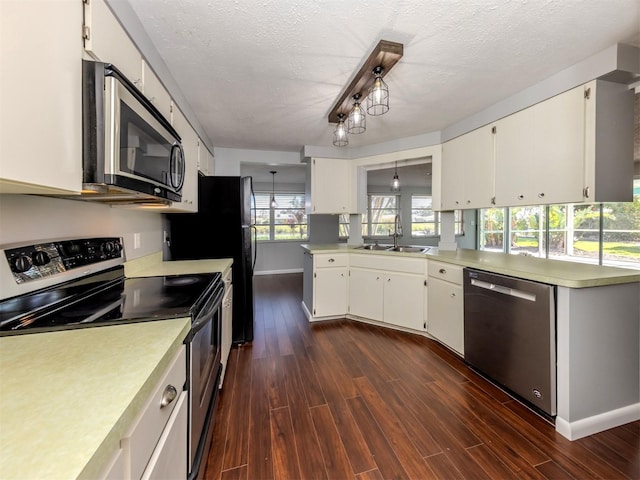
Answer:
301;243;639;440
312;253;349;318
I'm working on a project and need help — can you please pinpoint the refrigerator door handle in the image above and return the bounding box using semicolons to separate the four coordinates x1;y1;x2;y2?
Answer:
251;225;257;271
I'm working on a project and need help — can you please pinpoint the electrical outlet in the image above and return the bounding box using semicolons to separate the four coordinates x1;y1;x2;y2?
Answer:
134;233;141;249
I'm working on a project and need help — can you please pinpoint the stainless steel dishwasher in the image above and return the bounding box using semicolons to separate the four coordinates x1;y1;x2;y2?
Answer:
463;268;556;418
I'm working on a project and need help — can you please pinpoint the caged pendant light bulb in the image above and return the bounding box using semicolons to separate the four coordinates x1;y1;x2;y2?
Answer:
347;93;366;134
366;66;389;116
390;161;400;192
270;171;278;208
333;113;348;146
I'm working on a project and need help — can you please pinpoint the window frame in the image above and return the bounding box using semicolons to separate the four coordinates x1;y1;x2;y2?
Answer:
253;191;308;242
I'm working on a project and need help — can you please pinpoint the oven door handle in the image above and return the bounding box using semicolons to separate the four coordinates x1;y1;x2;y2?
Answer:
188;289;224;338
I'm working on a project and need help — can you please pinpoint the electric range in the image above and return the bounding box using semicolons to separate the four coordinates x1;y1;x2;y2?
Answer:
0;237;220;336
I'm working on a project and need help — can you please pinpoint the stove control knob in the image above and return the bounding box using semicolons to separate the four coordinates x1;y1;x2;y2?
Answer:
11;255;32;273
31;251;50;266
102;241;115;253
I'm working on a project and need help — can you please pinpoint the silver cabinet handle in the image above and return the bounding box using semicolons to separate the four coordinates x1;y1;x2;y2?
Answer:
387;278;391;282
450;293;456;298
538;192;545;198
161;385;178;408
517;194;524;200
328;258;335;263
439;268;446;274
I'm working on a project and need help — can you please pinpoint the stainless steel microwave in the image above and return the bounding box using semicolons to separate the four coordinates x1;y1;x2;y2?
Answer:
82;60;184;204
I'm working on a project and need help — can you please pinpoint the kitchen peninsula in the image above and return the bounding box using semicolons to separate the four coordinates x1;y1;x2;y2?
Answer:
301;243;640;441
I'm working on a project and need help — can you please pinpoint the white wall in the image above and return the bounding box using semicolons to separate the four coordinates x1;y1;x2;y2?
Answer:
213;148;303;176
0;195;163;260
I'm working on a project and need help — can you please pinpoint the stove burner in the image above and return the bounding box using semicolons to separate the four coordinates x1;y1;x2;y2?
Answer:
164;276;200;286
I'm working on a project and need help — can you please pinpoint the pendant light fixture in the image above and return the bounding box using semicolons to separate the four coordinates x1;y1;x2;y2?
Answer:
327;40;403;147
366;66;389;116
347;93;366;134
270;170;278;208
390;161;400;192
333;113;348;146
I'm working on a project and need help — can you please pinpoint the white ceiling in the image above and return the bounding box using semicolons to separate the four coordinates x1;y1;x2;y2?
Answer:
125;0;640;153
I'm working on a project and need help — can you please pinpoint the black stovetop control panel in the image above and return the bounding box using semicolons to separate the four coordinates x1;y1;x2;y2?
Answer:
4;237;123;284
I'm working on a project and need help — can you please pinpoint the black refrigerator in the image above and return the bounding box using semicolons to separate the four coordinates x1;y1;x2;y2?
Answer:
166;175;255;344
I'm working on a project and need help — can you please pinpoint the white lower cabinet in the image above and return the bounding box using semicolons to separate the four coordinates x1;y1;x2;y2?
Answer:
220;266;233;387
141;391;188;480
313;254;348;317
121;346;187;480
427;261;464;355
349;268;384;321
383;272;425;331
348;254;425;331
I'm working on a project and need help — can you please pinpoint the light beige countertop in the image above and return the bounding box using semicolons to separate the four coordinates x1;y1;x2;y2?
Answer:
124;251;233;277
0;317;190;479
300;243;640;288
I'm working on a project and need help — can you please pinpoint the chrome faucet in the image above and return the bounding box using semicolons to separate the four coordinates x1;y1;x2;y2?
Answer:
391;214;403;248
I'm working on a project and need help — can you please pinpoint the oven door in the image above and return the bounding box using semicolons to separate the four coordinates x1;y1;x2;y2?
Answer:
187;285;223;478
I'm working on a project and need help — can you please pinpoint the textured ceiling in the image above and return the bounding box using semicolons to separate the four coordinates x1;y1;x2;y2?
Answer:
126;0;640;152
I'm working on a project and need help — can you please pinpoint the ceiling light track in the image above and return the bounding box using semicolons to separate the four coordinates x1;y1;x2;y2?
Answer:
329;39;403;147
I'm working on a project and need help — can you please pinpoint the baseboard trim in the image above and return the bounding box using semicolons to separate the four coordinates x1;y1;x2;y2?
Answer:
555;403;640;440
254;268;303;276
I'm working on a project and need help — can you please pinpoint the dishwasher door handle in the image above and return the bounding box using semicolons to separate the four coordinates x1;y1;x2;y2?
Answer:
470;278;537;302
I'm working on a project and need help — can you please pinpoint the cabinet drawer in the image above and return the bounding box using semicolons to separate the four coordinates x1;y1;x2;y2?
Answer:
122;346;186;480
428;260;463;285
314;253;348;268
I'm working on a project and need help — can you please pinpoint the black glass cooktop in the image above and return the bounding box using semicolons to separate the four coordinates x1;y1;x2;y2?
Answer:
0;266;221;336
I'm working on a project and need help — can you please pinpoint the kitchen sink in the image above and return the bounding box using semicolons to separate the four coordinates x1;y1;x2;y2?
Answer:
356;244;430;254
386;246;430;253
357;244;391;251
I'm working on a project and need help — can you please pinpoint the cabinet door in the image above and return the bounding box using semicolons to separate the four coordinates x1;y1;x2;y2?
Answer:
310;158;350;214
163;107;198;212
383;272;425;331
348;268;383;321
142;60;172;121
530;85;585;204
0;0;82;194
141;391;188;480
84;0;143;87
438;124;494;210
493;107;535;207
427;278;464;355
439;140;465;210
313;268;348;317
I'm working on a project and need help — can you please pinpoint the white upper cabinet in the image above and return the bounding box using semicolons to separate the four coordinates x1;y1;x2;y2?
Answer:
308;158;351;214
438;124;494;210
583;80;635;203
0;1;83;194
83;0;143;89
435;80;634;211
494;84;586;207
198;141;215;176
142;60;172;121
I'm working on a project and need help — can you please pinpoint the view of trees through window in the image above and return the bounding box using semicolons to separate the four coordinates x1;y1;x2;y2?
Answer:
363;195;399;237
479;180;640;268
253;192;307;241
411;195;464;237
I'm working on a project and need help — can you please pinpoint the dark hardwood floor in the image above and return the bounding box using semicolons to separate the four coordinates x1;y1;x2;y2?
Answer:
203;273;639;480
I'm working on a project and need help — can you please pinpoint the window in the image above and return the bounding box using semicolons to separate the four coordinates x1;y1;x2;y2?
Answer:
363;195;398;237
411;195;464;238
253;192;308;241
411;195;436;237
339;214;350;238
478;179;640;268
